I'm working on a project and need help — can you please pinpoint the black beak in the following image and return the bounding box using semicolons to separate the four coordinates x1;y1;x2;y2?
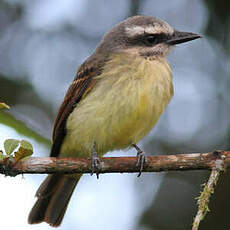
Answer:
166;30;202;45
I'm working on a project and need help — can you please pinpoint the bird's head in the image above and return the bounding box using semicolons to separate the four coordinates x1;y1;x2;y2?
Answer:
97;15;201;58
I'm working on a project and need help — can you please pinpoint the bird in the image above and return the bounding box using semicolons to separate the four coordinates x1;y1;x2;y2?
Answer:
28;15;201;227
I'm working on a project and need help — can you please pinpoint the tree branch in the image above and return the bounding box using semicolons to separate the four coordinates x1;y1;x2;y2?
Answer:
0;150;228;176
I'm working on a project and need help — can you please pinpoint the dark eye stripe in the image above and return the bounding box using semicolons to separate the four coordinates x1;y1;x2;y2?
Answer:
126;32;168;47
144;33;168;45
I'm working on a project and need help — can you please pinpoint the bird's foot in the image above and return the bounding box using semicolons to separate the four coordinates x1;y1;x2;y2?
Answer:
133;144;147;177
91;143;102;179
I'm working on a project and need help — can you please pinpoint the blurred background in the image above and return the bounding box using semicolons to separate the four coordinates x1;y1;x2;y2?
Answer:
0;0;230;229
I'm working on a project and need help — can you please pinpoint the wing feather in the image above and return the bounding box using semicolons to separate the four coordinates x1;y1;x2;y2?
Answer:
50;54;107;157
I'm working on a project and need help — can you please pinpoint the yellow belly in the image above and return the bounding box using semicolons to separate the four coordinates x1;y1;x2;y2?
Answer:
60;54;173;157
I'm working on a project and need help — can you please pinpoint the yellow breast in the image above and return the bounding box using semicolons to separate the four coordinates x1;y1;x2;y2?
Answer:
60;53;173;157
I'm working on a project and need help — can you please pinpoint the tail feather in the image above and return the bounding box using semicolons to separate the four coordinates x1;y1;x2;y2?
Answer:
28;174;81;227
28;195;50;224
45;176;78;226
36;174;62;198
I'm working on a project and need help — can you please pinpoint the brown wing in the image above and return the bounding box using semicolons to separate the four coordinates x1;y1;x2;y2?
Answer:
50;53;107;157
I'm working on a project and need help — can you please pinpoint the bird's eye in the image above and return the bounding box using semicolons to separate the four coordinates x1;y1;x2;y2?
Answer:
145;34;156;45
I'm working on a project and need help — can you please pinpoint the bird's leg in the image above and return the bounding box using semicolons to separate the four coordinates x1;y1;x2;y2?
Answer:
133;144;147;177
91;142;102;179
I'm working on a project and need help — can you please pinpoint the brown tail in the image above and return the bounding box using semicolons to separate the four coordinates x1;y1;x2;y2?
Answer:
28;174;81;227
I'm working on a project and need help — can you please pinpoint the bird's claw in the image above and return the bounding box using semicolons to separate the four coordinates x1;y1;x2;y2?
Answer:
136;150;147;177
132;144;147;177
91;143;102;179
91;155;102;179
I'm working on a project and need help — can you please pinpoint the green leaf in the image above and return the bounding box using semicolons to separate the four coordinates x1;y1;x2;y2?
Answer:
14;140;33;161
0;103;10;109
20;140;33;152
14;147;33;161
4;139;20;155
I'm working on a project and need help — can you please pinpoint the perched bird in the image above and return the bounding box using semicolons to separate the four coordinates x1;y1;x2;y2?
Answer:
28;15;201;226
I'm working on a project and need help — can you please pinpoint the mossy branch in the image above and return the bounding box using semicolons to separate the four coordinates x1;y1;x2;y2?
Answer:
192;151;225;230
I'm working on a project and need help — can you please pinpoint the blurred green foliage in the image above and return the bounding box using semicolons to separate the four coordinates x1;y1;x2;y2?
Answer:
204;0;230;53
0;111;50;146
